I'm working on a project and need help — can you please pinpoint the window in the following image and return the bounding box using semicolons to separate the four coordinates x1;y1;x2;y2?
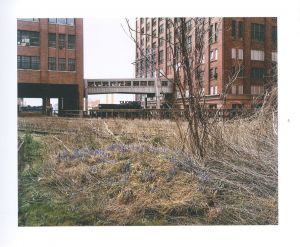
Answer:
232;66;244;77
232;19;236;37
232;85;236;94
68;59;76;71
251;68;265;80
251;23;265;41
57;18;67;25
48;57;56;70
152;41;157;48
58;58;66;71
197;70;204;82
141;38;144;46
232;48;243;59
251;85;264;94
141;27;144;34
186;20;192;32
166;19;171;29
159;50;164;64
146;36;150;43
272;52;277;62
17;18;39;22
159;38;164;47
146;22;150;31
210;67;218;80
210;23;218;43
166;32;172;42
159;24;164;34
48;33;56;48
31;56;40;70
48;18;74;25
272;26;277;44
17;30;40;46
66;18;74;25
238;22;244;39
68;35;76;49
20;56;30;69
187;35;192;50
210;49;218;61
214;23;218;42
17;56;40;70
238;85;243;94
251;50;265;61
152;18;156;26
59;34;65;49
140;18;144;24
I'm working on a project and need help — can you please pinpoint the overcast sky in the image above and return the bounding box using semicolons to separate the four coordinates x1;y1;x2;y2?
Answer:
24;18;136;106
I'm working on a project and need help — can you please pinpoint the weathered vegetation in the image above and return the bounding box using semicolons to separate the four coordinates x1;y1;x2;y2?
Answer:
18;109;277;225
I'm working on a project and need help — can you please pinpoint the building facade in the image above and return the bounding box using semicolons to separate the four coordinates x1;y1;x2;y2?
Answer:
17;18;84;112
135;17;277;109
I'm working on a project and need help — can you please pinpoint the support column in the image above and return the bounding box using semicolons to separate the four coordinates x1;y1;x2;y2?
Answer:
84;80;88;112
155;71;161;109
42;97;50;115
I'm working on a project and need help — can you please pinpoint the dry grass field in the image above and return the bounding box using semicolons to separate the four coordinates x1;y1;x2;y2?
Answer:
18;113;277;225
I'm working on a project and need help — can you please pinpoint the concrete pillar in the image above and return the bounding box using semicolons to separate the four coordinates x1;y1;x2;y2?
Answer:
155;71;161;109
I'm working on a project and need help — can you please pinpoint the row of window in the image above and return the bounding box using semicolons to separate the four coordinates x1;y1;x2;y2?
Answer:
48;33;76;49
48;18;75;25
18;56;40;70
17;18;75;25
17;30;40;46
232;48;277;61
232;20;277;43
17;30;76;49
17;55;76;71
48;57;76;71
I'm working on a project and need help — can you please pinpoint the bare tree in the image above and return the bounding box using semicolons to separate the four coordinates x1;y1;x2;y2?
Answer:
123;17;241;158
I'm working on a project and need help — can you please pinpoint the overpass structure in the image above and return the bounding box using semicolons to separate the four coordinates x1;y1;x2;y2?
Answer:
84;78;174;109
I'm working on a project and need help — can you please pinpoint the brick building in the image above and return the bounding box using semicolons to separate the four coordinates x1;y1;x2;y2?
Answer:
135;17;277;109
17;18;84;113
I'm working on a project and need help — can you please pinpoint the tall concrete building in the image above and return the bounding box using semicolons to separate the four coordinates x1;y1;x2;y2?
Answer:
17;18;84;113
135;17;277;109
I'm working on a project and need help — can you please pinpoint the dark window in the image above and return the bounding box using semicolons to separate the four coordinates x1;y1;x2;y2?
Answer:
159;50;164;64
152;41;156;48
17;56;21;69
166;19;171;28
31;56;40;70
58;34;65;49
214;23;218;42
21;56;30;69
17;30;40;46
210;67;218;80
140;18;144;24
152;18;156;26
232;19;236;37
68;59;76;71
251;23;265;41
186;20;192;32
187;35;192;50
146;22;150;31
209;25;213;43
232;66;244;77
58;58;66;71
68;35;76;49
48;33;56;48
251;68;265;80
197;70;204;82
239;22;244;39
272;26;277;43
141;27;144;34
48;57;56;70
18;56;40;69
159;24;164;34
